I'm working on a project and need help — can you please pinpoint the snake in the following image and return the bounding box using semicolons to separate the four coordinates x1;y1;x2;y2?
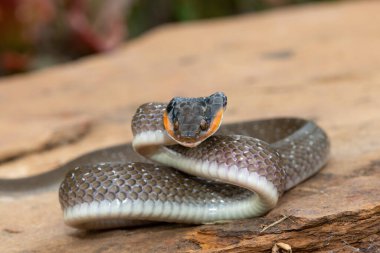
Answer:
0;92;329;230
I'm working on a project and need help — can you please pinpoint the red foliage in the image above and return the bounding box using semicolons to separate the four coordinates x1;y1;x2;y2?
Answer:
0;0;128;75
65;0;127;53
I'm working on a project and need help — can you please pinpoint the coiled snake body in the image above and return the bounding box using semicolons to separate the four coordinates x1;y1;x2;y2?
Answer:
0;92;329;230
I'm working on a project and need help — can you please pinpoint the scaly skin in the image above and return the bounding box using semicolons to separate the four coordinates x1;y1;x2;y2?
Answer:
58;102;329;229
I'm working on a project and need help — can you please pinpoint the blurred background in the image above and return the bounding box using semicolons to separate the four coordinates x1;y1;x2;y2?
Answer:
0;0;334;76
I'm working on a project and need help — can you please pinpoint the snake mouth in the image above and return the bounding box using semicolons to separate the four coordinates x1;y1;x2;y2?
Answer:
175;139;204;148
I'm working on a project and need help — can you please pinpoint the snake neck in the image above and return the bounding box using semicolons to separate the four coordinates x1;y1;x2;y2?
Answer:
132;130;175;158
131;103;283;213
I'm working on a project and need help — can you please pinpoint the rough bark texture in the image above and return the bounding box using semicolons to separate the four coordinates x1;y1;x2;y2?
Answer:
1;1;380;252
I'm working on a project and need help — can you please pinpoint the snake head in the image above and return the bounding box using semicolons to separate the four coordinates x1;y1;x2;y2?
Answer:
163;92;227;147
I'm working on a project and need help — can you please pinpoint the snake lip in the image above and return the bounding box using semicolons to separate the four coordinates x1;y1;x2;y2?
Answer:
176;140;202;148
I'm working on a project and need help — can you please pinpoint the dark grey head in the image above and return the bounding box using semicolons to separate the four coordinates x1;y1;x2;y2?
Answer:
163;92;227;147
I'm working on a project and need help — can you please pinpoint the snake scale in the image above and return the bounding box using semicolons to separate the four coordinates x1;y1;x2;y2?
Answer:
0;92;329;230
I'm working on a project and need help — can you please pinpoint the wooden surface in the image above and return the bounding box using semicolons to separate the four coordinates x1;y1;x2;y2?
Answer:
1;1;380;252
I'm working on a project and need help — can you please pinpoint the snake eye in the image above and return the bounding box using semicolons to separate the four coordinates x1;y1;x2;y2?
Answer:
166;98;176;113
200;119;209;131
174;120;179;131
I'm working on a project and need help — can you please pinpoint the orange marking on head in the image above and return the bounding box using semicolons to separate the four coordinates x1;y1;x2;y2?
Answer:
205;107;224;138
163;111;175;138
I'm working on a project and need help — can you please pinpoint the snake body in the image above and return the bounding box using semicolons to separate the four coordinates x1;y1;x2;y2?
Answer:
0;92;330;230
